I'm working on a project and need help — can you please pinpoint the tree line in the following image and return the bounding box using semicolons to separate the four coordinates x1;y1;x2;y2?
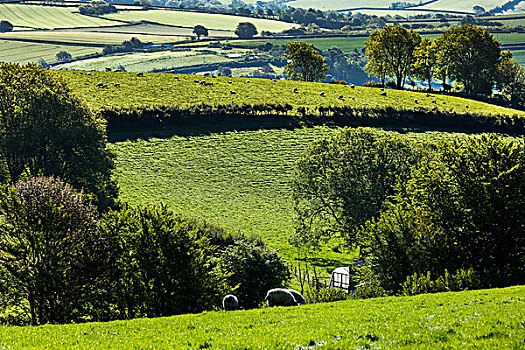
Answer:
365;24;525;105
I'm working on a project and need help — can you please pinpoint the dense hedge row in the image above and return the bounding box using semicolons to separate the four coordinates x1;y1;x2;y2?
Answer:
100;103;525;136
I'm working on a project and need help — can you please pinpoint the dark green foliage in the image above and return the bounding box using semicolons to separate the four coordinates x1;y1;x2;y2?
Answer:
292;127;425;250
235;22;258;39
359;134;525;293
100;204;229;319
0;177;108;325
400;268;481;296
0;20;13;33
79;0;117;15
193;25;208;40
0;63;117;209
283;42;329;82
216;239;291;309
56;50;72;62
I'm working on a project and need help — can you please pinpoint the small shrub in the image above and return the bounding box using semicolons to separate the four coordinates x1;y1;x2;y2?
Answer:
305;287;348;303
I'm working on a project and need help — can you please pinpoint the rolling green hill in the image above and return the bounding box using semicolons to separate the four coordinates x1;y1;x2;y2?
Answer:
1;285;523;349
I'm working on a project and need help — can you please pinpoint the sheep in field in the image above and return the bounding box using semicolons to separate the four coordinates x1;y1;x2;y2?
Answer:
222;294;238;311
265;288;298;307
287;289;306;304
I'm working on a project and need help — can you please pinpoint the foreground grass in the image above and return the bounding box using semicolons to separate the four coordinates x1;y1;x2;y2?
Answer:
59;71;521;117
1;286;523;349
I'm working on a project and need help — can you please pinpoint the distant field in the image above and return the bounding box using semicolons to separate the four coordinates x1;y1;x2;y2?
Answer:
0;4;123;29
0;40;100;63
102;9;298;33
0;30;186;45
417;0;507;12
285;0;393;11
78;23;235;38
1;286;523;349
236;36;369;53
59;71;521;116
56;50;235;72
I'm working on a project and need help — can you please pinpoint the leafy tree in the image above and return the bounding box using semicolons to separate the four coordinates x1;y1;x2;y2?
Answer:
0;20;13;33
216;238;290;309
292;128;425;251
283;42;329;82
193;25;208;40
0;177;109;325
365;25;421;89
496;50;525;105
235;22;258;39
435;24;501;94
412;37;437;90
55;50;72;62
0;63;117;209
100;204;229;319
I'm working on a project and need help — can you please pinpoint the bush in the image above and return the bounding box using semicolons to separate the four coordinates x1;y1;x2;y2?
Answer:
216;239;291;309
100;204;229;319
400;268;481;296
0;20;13;33
305;287;348;303
0;177;109;325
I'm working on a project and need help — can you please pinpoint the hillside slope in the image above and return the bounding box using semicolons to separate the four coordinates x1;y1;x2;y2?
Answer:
1;285;523;349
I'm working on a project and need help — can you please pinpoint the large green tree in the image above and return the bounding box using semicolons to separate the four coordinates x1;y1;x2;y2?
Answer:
292;128;425;251
365;25;421;89
235;22;258;39
435;24;501;94
412;37;437;90
192;25;208;40
0;63;117;209
496;50;525;105
283;41;329;82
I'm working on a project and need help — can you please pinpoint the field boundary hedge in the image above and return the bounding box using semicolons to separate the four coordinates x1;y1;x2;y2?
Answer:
101;103;525;140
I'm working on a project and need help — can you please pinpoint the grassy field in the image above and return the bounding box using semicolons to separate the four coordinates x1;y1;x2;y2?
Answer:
417;0;507;12
1;285;523;349
56;50;237;73
78;23;235;38
102;9;298;33
0;4;123;29
110;127;353;269
58;71;522;116
0;40;100;64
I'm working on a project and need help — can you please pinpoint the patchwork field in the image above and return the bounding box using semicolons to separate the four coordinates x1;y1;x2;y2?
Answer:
1;286;523;349
417;0;508;12
0;40;100;64
102;9;298;33
0;4;123;29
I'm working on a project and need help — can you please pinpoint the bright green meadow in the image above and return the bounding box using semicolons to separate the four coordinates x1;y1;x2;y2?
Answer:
1;286;523;349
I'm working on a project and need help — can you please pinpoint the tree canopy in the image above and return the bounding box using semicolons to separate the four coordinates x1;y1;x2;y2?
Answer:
193;25;208;40
0;63;117;209
365;25;421;89
283;41;329;82
235;22;258;39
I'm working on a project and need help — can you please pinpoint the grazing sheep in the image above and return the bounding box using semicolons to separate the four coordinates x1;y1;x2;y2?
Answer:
200;80;207;85
105;67;112;72
137;72;144;77
380;88;384;91
86;72;92;75
381;91;387;96
466;105;469;108
228;80;232;84
293;87;298;93
170;70;175;74
173;75;179;79
426;93;431;97
203;72;210;77
320;91;325;96
350;84;355;88
287;289;306;305
246;80;250;83
194;79;200;83
222;294;238;311
338;95;344;99
230;90;237;94
271;79;277;82
114;83;120;87
207;82;214;86
96;82;104;87
414;99;418;103
432;100;436;103
265;288;298;307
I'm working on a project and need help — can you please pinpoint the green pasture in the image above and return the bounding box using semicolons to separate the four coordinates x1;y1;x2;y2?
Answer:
0;4;122;29
102;9;298;33
0;30;186;45
417;0;506;12
110;127;353;269
285;0;393;11
0;40;100;64
56;51;235;72
1;286;523;349
58;71;521;116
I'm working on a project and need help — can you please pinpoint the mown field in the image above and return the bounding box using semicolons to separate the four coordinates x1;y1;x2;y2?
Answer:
1;286;523;349
0;40;100;64
59;71;522;116
0;4;123;29
77;23;235;38
102;9;298;33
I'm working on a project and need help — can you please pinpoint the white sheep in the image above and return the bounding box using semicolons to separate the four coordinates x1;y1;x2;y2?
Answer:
320;91;325;96
265;288;298;307
287;289;306;304
222;294;238;311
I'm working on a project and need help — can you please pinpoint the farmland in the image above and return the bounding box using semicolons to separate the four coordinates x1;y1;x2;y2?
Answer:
102;9;298;32
0;4;123;29
0;40;100;64
59;71;521;116
1;285;523;349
